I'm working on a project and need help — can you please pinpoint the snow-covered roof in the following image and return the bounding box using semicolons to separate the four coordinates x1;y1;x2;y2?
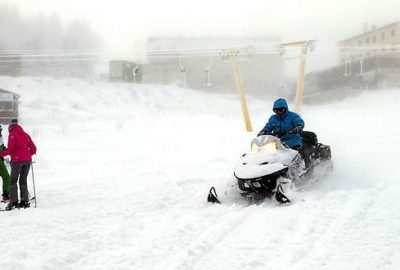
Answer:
0;87;20;97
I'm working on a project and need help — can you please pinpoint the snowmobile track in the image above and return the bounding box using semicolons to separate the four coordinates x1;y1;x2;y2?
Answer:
151;211;251;270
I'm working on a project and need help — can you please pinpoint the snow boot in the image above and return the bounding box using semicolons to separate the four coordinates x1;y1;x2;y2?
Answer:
5;202;19;211
19;201;30;209
1;193;10;203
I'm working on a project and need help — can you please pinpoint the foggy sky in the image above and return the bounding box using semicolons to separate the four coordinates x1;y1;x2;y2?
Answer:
2;0;400;74
6;0;400;46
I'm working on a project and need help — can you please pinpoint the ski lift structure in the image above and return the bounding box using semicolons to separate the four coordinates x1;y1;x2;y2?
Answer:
343;52;367;77
202;56;213;87
132;62;141;84
343;54;352;76
178;57;186;88
145;39;316;132
109;60;142;83
339;42;400;77
280;40;316;113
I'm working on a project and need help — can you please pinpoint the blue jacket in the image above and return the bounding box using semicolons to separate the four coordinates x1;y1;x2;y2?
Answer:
260;98;304;148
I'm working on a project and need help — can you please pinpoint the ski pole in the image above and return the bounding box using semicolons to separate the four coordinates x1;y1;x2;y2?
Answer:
31;162;37;208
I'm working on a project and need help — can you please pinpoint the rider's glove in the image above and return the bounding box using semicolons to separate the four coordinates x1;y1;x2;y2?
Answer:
257;130;271;137
294;126;303;134
277;131;286;138
257;130;266;136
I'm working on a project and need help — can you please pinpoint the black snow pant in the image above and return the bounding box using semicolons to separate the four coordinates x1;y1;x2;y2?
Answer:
292;145;310;169
9;162;31;203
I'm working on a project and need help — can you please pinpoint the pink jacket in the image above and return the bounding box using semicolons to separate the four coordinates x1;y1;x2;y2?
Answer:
0;125;36;162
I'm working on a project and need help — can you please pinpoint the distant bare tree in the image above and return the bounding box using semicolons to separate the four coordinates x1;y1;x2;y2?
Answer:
0;3;102;52
0;4;22;50
0;3;103;77
64;19;102;51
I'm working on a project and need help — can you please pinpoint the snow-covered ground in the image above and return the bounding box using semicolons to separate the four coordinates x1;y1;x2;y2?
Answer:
0;77;399;270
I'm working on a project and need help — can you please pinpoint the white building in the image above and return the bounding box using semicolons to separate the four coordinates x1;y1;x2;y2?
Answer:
339;22;400;62
305;22;400;93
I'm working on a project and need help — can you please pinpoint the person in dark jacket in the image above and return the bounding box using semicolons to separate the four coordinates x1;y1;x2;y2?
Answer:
0;125;10;202
0;119;37;211
258;98;304;149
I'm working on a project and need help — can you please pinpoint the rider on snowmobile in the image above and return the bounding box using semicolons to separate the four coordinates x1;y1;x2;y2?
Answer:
257;98;304;151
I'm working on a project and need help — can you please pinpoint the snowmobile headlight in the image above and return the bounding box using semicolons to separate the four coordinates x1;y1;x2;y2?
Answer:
263;141;277;153
251;141;277;153
244;182;251;188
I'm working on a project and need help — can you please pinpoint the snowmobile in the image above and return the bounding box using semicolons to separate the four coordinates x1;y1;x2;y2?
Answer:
207;131;332;204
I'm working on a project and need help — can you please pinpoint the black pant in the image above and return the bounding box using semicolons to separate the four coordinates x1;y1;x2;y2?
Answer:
9;162;31;203
292;145;310;169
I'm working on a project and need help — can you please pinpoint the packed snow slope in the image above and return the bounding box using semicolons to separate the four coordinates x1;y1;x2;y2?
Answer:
0;77;399;270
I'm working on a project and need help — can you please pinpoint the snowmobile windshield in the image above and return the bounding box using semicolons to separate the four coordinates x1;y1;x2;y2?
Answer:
251;135;287;153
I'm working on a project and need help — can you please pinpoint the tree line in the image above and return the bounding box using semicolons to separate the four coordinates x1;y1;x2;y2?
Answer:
0;3;102;52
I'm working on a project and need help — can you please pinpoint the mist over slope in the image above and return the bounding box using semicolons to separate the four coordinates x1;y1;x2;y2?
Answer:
0;77;399;270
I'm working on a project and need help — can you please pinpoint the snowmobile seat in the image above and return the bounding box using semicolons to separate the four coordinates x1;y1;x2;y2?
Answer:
301;131;318;165
302;131;318;146
314;144;332;161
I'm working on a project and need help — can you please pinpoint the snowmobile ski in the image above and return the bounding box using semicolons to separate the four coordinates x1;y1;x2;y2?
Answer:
275;184;290;204
207;187;221;204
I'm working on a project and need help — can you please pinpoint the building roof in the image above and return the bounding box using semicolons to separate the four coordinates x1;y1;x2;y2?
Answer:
0;88;20;98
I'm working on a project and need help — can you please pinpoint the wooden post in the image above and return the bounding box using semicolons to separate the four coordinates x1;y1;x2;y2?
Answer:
281;40;314;114
227;49;253;132
294;46;307;113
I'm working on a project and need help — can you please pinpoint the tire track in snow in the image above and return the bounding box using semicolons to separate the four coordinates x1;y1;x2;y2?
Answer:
292;186;400;270
181;188;380;270
149;206;251;270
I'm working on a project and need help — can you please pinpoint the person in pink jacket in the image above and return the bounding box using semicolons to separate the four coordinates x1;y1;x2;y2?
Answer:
0;119;37;211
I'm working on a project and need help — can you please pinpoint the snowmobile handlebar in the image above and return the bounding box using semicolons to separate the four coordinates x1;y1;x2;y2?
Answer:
273;130;295;138
258;129;302;138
